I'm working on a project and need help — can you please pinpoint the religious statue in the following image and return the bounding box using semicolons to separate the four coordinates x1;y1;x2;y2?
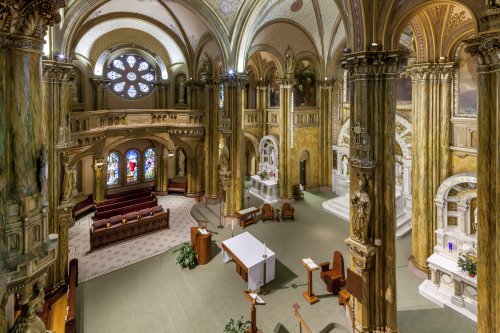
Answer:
220;145;230;172
38;145;47;206
178;78;186;104
199;52;212;75
61;160;75;202
351;174;371;242
10;287;54;333
269;146;276;166
342;155;349;176
285;46;295;76
178;150;186;176
473;207;478;233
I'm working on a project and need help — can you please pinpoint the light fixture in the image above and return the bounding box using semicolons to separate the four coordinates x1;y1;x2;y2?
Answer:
55;52;66;62
227;68;235;78
168;150;175;158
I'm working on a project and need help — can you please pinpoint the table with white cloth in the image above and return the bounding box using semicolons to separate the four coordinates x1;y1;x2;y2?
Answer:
222;232;276;291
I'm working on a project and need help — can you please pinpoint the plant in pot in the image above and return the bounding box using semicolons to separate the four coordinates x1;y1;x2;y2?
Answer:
175;243;197;269
223;317;250;333
457;253;477;278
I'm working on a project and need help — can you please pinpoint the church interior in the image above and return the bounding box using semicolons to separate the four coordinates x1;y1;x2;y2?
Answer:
0;0;499;332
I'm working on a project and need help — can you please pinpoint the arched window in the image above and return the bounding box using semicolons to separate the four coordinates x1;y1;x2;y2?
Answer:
107;54;155;99
107;152;120;186
126;149;139;183
144;148;156;180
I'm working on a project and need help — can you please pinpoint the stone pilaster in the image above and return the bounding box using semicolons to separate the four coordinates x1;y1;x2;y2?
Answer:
187;80;200;110
202;77;220;201
220;75;247;216
256;81;268;136
407;63;455;272
342;51;406;333
279;79;294;200
156;147;169;194
93;158;107;202
319;80;334;189
465;32;500;333
91;78;110;110
154;81;169;109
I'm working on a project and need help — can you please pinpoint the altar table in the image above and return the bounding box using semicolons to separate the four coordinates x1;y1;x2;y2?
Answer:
222;232;276;290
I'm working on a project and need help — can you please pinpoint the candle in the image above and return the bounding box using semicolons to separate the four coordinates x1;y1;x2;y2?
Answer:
264;242;266;256
231;221;234;231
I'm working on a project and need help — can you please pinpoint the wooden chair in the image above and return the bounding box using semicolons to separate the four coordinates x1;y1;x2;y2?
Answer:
281;203;295;221
293;185;304;201
319;251;346;294
261;204;274;222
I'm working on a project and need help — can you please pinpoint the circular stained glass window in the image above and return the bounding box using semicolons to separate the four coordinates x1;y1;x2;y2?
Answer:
107;54;155;99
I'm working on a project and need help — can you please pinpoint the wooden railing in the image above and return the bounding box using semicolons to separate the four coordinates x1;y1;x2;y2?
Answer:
294;309;313;333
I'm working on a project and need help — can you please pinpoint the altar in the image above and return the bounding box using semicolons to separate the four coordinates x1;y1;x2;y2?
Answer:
249;135;280;204
249;175;279;204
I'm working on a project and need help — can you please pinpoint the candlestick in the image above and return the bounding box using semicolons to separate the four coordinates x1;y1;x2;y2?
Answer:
263;242;267;258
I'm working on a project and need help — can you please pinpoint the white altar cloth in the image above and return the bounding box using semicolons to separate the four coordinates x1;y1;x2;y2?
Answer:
222;232;276;290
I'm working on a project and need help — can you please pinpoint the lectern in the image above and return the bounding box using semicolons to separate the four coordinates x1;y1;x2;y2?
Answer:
301;258;319;304
243;291;265;333
190;227;212;265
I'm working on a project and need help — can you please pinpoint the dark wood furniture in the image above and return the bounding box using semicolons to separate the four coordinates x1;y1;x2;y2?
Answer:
293;184;304;201
301;259;319;304
65;258;78;333
93;198;158;220
167;180;187;195
222;242;249;282
281;203;295;221
338;289;351;306
236;207;260;228
105;185;154;200
261;204;274;222
94;194;156;215
72;195;93;220
319;251;346;294
90;206;169;251
243;291;266;333
95;190;153;208
190;227;212;265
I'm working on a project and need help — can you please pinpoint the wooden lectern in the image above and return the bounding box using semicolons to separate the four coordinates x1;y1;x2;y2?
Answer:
301;259;319;304
243;291;265;333
190;227;212;265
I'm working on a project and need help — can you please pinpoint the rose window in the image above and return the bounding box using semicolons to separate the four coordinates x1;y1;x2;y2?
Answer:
107;54;155;99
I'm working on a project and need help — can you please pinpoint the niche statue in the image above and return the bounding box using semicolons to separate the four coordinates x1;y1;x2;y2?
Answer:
10;287;54;333
351;174;371;242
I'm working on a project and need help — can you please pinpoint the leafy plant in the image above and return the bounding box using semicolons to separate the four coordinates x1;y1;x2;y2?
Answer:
457;253;477;276
175;243;197;269
257;170;268;180
223;316;250;333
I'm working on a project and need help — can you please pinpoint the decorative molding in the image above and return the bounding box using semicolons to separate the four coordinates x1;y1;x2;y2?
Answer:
465;33;500;67
342;51;407;76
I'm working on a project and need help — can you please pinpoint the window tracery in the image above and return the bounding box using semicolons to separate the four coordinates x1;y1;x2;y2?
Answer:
107;54;155;99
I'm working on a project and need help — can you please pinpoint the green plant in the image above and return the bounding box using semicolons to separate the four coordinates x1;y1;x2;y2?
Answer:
175;243;197;269
457;253;477;276
223;316;250;333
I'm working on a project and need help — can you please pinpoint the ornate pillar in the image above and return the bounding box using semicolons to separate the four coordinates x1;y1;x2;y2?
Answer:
465;32;500;333
154;81;169;109
187;80;199;109
0;0;64;330
202;77;220;201
156;147;169;194
93;158;107;202
342;51;406;333
186;156;195;195
256;81;268;135
220;75;247;216
319;80;334;190
279;79;294;200
407;63;454;273
91;78;110;110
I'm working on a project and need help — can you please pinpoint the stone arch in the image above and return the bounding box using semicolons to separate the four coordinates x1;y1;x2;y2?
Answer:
258;135;279;165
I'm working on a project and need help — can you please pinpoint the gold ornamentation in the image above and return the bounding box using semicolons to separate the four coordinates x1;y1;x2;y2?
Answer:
351;174;371;243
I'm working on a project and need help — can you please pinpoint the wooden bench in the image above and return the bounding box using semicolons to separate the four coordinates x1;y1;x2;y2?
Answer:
167;180;187;196
94;194;156;215
93;198;158;221
72;195;93;221
95;190;153;208
90;207;170;252
65;258;78;333
105;185;155;200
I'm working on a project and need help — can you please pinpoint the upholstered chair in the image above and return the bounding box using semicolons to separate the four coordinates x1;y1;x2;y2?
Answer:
261;204;274;221
281;203;295;221
293;184;304;201
319;251;346;294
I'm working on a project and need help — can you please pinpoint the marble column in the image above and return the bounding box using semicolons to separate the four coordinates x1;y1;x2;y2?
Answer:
93;158;107;202
154;81;169;109
202;77;220;201
221;75;247;216
407;63;454;272
342;51;406;333
41;60;75;292
156;147;169;194
91;78;110;110
319;80;334;190
465;32;500;333
279;80;294;200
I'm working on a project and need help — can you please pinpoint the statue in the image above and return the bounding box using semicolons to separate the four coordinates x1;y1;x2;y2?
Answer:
10;287;54;333
351;174;371;242
342;155;349;176
199;52;212;75
473;207;478;233
269;146;276;166
178;78;186;104
486;0;500;7
285;46;295;75
61;160;75;202
178;150;186;176
38;145;47;206
220;145;230;172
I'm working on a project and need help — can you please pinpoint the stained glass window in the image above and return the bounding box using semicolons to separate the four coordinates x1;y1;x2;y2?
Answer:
107;54;156;99
144;148;156;180
219;83;224;109
107;152;120;186
126;150;139;183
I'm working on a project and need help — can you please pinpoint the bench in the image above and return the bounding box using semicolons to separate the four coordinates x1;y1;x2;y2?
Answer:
90;206;170;251
167;180;187;196
72;195;93;221
93;198;158;221
95;190;153;208
105;185;155;200
65;258;78;333
94;194;156;215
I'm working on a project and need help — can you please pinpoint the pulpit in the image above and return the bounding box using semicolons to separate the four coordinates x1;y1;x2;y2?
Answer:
190;227;212;265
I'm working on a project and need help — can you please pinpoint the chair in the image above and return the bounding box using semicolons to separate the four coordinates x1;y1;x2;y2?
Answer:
293;184;304;201
319;251;346;294
281;203;295;221
261;204;274;222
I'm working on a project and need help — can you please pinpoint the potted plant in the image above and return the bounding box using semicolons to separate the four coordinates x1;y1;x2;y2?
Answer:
457;253;477;278
223;317;250;333
258;170;268;180
175;243;197;269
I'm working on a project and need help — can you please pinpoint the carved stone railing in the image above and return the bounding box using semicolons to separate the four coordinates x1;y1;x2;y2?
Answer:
294;108;320;127
70;109;204;146
244;109;263;126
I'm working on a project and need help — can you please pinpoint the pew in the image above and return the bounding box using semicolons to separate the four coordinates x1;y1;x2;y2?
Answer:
95;190;153;208
105;185;155;200
94;194;156;214
93;198;158;221
72;195;93;221
167;180;187;196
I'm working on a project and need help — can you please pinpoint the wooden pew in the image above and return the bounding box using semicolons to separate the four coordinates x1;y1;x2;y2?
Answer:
95;190;153;208
94;194;156;214
167;180;187;196
72;195;93;221
105;185;154;200
93;198;158;220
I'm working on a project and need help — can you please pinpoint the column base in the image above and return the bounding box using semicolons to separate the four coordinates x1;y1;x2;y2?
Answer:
408;255;430;279
205;197;221;205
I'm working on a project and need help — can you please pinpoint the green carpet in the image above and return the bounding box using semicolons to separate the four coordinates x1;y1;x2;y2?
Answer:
76;191;476;333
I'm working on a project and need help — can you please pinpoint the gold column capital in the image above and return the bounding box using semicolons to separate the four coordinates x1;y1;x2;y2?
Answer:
465;32;500;67
341;50;408;76
42;61;75;82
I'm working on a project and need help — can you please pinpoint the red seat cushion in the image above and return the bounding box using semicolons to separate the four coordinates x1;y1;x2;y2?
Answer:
93;219;109;230
139;208;152;218
109;215;123;225
152;205;163;215
125;212;138;222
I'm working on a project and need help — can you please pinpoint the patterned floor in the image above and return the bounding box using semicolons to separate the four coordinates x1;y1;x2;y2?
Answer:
68;195;197;283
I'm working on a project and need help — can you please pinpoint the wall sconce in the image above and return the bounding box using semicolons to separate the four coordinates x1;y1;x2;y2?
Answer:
168;150;175;158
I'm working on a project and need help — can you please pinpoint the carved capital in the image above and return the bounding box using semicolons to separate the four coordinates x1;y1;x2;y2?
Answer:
345;238;376;271
406;63;456;82
342;51;408;76
319;80;334;89
465;33;500;67
220;74;248;88
42;60;74;82
91;77;111;90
